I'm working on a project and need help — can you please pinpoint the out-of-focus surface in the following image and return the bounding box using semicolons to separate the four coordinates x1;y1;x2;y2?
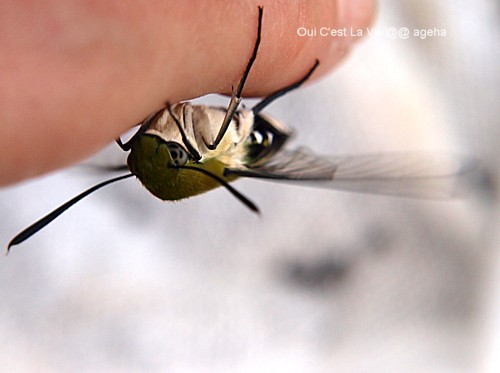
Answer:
1;1;498;372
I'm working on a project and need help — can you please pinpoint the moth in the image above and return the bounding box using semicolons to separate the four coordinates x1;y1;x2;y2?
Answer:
7;7;475;251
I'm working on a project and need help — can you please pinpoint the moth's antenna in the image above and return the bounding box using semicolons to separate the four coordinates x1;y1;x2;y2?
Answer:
7;173;134;253
177;165;260;214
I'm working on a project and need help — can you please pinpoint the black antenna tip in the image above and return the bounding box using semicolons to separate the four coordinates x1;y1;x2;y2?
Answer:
6;235;23;255
246;199;261;215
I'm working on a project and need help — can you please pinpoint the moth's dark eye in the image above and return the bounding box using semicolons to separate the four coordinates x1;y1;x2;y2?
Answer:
166;142;188;166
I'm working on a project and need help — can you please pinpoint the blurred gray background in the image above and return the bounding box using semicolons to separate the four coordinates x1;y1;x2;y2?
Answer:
1;1;498;372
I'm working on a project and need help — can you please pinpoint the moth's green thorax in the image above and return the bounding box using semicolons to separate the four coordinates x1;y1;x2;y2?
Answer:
127;134;238;201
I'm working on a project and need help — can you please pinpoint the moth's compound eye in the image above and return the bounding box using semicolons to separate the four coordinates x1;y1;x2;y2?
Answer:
166;142;189;166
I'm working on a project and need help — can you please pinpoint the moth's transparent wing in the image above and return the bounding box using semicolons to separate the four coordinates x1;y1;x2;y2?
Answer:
225;148;478;199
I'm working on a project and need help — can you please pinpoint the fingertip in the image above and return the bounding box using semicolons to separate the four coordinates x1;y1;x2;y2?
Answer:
0;1;376;186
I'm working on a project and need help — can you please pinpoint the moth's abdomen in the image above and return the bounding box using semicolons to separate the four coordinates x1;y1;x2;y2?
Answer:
243;113;291;166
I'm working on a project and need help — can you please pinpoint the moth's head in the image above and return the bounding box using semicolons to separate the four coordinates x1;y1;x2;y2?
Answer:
126;133;241;202
164;141;189;166
127;134;191;178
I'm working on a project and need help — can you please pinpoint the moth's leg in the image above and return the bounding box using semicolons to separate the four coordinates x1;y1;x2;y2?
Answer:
252;59;320;114
205;6;263;150
166;102;202;161
116;109;164;151
115;138;129;151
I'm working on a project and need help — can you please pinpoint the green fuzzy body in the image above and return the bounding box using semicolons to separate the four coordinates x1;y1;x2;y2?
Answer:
127;135;237;201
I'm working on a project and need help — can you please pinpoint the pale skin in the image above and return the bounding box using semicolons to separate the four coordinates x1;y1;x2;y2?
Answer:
0;0;375;186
